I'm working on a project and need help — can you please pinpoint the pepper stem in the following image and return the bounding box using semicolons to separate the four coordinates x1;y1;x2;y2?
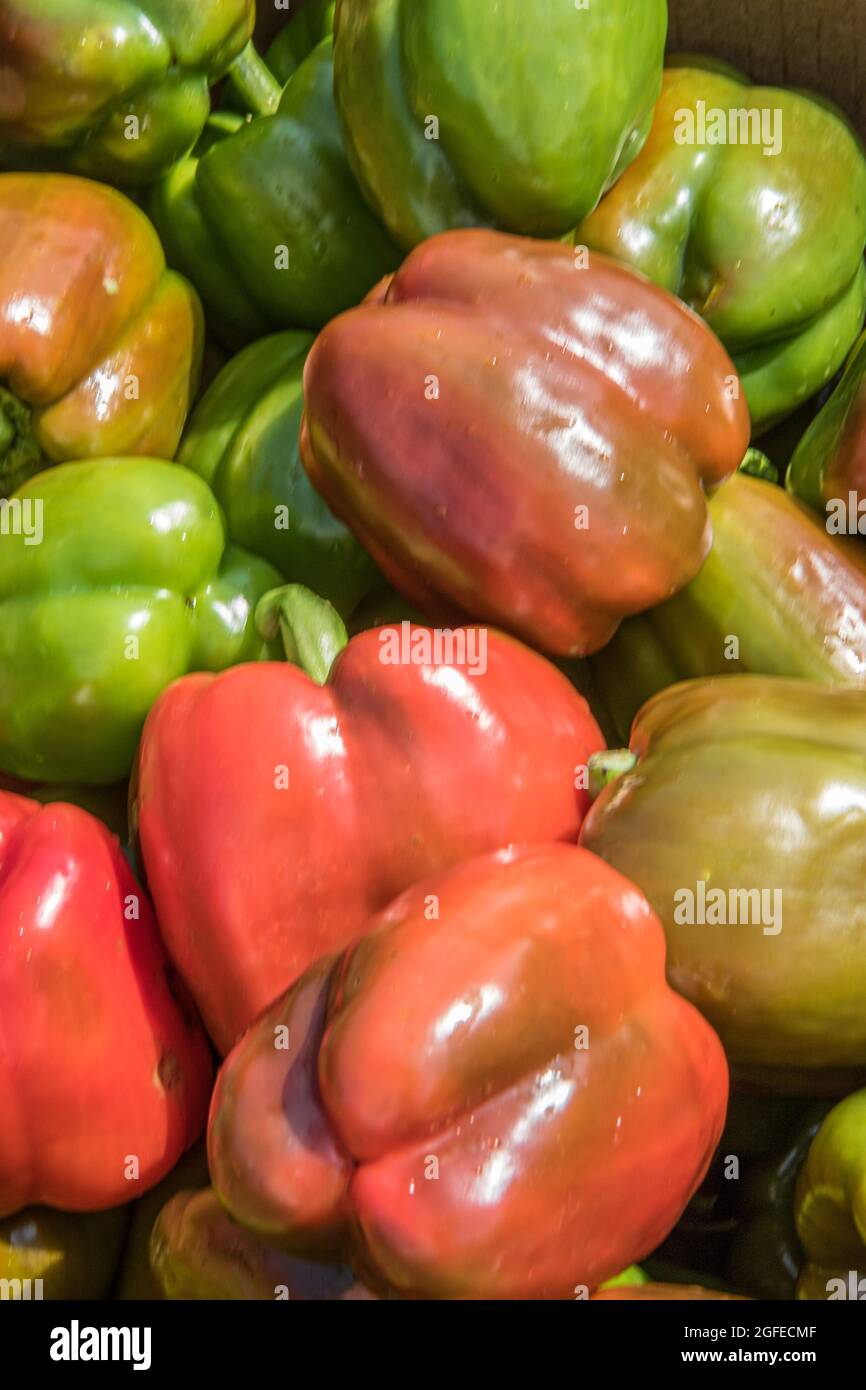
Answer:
0;386;46;498
738;447;778;485
256;585;348;685
228;42;283;117
588;749;639;801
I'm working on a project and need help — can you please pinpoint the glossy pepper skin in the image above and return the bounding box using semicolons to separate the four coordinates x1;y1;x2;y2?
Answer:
333;0;667;247
301;229;750;658
795;1089;866;1300
581;677;866;1089
577;64;866;436
0;458;282;786
0;792;213;1215
178;332;380;616
0;174;203;497
134;586;605;1052
787;329;866;517
0;1206;129;1300
590;474;866;742
0;1;254;184
207;843;728;1300
150;1189;376;1301
148;39;400;348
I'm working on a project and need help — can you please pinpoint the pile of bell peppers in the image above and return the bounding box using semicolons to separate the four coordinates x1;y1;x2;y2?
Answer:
1;0;866;1306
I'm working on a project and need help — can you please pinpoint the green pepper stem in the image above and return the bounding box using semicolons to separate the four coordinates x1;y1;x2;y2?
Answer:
0;386;46;498
738;447;779;485
228;42;283;117
256;585;348;684
588;748;639;801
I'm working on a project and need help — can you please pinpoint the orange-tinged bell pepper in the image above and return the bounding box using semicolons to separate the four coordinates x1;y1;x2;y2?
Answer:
301;229;750;657
0;173;203;495
208;843;729;1300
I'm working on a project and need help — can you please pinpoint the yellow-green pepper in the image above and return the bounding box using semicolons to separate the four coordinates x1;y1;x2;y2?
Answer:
795;1089;866;1300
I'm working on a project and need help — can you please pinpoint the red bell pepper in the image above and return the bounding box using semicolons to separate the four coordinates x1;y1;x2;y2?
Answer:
207;843;729;1300
134;587;605;1053
0;793;212;1215
301;229;751;657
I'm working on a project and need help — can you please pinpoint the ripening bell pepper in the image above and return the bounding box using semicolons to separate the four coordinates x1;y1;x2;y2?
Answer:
178;332;380;615
581;677;866;1090
134;584;605;1052
787;329;866;517
0;1;255;184
0;174;203;496
795;1089;866;1300
151;1189;375;1301
148;40;400;347
333;0;667;247
0;792;213;1215
590;473;866;741
577;63;866;435
207;843;728;1300
0;1205;129;1300
0;458;282;786
301;229;750;658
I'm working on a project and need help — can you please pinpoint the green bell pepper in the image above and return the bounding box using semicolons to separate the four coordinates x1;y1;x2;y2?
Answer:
177;333;380;615
226;0;335;108
0;1205;129;1300
0;1;256;185
265;0;336;83
581;677;866;1090
0;458;282;786
641;1087;813;1299
650;1166;739;1286
347;586;427;635
728;1105;829;1301
599;1265;651;1292
333;0;667;247
590;473;866;742
113;1143;209;1300
150;1188;374;1300
577;62;866;434
148;38;400;347
795;1089;866;1300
